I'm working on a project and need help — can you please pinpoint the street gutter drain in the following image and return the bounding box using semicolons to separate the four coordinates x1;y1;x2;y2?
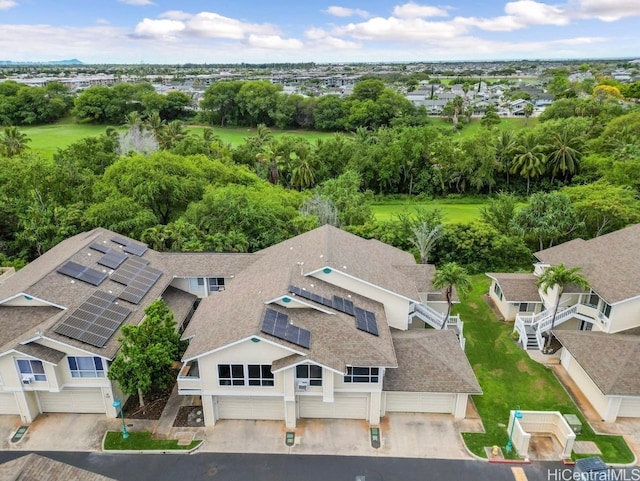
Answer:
370;427;380;448
11;426;28;443
285;432;295;446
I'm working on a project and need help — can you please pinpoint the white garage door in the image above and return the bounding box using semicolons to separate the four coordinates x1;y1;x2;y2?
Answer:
618;398;640;418
385;392;455;414
217;396;284;420
299;395;368;419
0;392;19;415
38;388;105;413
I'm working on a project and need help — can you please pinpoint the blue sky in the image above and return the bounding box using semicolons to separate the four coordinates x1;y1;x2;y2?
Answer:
1;0;639;63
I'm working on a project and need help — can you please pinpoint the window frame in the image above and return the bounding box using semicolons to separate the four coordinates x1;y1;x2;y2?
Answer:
17;359;47;382
493;282;503;301
67;356;105;378
344;366;379;384
218;363;274;387
208;277;225;292
295;364;323;387
518;302;536;313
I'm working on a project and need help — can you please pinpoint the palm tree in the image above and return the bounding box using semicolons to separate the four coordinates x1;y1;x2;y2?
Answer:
123;111;143;130
409;223;443;264
511;132;545;195
256;144;283;185
494;130;517;191
452;95;464;131
545;126;583;183
536;264;590;352
1;126;31;157
432;262;472;327
289;151;316;191
145;111;166;142
159;120;186;149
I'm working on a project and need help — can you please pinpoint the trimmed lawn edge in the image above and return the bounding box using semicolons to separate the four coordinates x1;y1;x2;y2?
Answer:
103;431;201;452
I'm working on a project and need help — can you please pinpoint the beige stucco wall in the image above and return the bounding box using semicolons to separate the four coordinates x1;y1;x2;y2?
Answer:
311;269;411;330
606;297;640;333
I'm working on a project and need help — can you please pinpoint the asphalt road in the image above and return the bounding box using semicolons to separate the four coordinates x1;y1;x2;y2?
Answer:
0;451;566;481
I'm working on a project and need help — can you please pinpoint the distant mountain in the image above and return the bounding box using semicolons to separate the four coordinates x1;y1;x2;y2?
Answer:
0;59;83;66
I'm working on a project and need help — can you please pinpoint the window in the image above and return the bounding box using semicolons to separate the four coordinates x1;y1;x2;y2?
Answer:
17;359;46;382
218;364;245;386
248;365;274;386
585;291;600;308
599;301;612;319
208;277;225;291
344;367;379;383
188;278;205;293
518;303;536;313
493;283;503;301
296;364;322;386
218;364;274;387
68;356;105;378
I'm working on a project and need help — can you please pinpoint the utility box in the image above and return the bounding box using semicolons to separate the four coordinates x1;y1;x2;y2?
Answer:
563;414;582;434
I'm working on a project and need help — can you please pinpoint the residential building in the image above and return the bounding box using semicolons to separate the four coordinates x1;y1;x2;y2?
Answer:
0;226;480;428
487;224;640;421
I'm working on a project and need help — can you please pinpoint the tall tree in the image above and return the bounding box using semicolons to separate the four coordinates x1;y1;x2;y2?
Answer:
432;262;472;326
511;132;545;194
523;102;534;126
409;223;443;264
108;300;183;411
545;125;583;183
494;130;518;190
536;264;589;351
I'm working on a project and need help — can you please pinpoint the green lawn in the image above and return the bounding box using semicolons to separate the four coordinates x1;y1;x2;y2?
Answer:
458;276;634;463
21;121;110;158
371;198;489;224
187;125;334;146
103;431;201;451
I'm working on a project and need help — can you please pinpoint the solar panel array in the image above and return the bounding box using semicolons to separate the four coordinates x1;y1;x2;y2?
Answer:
54;291;131;347
288;285;378;336
110;257;150;285
111;236;148;257
289;285;356;316
118;266;162;304
261;308;311;349
57;261;108;286
98;250;128;270
354;307;379;336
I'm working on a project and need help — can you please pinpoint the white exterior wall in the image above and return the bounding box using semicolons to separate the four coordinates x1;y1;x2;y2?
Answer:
606;297;640;333
561;349;614;421
312;269;411;330
488;280;518;321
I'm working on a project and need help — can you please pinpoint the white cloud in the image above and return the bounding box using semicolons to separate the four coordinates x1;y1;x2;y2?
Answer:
0;0;17;10
134;11;278;40
573;0;640;21
134;18;185;39
96;18;110;25
504;0;568;25
334;16;460;41
246;34;303;49
304;27;360;49
392;3;449;19
118;0;155;5
325;6;369;18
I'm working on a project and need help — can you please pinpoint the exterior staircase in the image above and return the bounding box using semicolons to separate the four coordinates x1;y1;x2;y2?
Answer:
515;304;596;350
410;303;465;349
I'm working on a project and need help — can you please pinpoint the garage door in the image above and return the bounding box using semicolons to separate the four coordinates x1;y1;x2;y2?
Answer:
38;388;105;413
299;395;368;419
217;396;284;420
618;398;640;418
0;392;19;415
385;392;455;414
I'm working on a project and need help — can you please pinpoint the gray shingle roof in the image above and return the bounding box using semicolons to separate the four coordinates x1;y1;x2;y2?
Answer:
554;330;640;396
535;224;640;303
383;329;482;394
486;273;542;302
14;342;66;364
160;286;197;327
157;252;259;278
0;306;61;353
0;453;117;481
183;225;431;371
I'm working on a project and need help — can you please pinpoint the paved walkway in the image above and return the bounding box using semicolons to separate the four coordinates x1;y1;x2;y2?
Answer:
153;383;183;439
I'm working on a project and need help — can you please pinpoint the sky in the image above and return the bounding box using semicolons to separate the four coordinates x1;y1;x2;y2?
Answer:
1;0;639;64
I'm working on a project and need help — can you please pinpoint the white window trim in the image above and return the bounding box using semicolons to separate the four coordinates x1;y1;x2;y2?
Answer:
344;366;380;384
16;359;47;382
217;363;275;388
67;356;106;378
295;364;323;386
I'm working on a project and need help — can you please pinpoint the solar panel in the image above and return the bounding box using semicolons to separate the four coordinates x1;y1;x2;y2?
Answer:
111;236;130;246
98;250;128;269
54;291;131;348
123;243;148;256
288;285;303;296
354;307;379;336
109;256;150;285
260;308;311;349
117;266;162;305
56;261;107;286
332;296;356;316
89;242;110;254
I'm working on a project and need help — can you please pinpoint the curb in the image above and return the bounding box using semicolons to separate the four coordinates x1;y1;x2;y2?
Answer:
488;457;531;464
101;431;203;455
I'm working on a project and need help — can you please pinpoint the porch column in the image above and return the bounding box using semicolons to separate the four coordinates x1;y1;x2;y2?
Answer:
369;391;382;425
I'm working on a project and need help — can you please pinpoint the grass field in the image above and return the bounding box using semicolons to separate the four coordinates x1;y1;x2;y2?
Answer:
21;122;110;158
370;198;489;224
458;276;634;463
186;125;334;146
